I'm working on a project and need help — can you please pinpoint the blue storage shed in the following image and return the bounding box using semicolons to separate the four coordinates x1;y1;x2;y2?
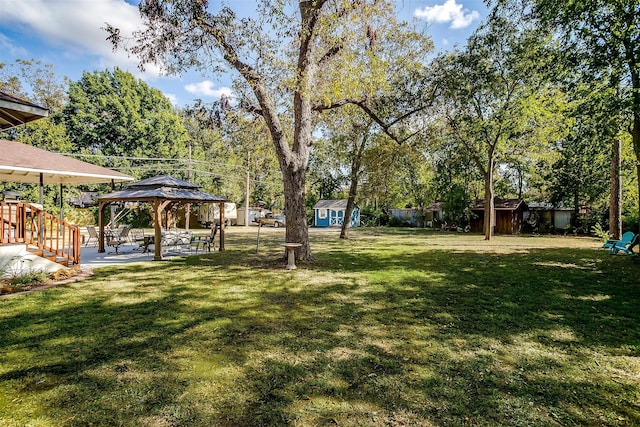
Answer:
313;199;360;227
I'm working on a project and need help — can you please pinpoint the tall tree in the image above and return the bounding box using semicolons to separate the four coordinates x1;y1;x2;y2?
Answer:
533;0;640;234
0;59;71;151
61;68;189;179
546;118;610;216
106;0;429;260
318;109;374;238
434;13;560;239
0;59;74;211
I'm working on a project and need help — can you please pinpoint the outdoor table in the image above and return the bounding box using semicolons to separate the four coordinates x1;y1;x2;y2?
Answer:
139;236;154;253
281;242;302;270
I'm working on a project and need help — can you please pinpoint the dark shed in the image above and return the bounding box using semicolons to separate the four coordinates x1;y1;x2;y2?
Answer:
470;198;528;235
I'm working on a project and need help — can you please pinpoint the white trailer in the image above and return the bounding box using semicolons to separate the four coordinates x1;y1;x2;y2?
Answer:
198;202;237;226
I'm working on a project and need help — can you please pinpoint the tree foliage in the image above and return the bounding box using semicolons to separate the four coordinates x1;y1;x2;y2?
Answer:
61;68;189;179
533;0;640;232
433;11;563;239
106;0;431;259
0;59;73;211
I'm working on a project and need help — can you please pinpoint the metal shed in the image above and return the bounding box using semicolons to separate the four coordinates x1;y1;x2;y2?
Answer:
313;199;360;228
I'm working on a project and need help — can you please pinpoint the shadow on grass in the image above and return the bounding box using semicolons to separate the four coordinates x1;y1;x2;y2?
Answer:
0;241;639;426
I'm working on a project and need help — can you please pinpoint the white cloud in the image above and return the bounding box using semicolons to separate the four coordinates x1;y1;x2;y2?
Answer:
0;34;29;57
0;0;160;78
414;0;480;29
164;93;178;105
185;81;232;99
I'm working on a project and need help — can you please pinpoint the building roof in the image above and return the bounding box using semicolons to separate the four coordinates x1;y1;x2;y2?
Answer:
0;139;134;185
0;91;49;130
472;198;527;211
313;199;348;210
527;201;574;211
425;201;444;211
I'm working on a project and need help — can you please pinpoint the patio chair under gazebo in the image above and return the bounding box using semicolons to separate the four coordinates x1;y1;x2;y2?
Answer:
97;175;227;260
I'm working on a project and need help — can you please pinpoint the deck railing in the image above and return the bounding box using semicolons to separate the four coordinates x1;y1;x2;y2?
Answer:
1;202;81;265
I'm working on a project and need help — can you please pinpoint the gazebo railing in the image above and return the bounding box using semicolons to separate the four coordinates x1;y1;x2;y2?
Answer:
1;202;80;265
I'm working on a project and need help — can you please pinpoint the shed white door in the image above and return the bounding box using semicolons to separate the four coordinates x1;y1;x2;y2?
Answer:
330;210;344;226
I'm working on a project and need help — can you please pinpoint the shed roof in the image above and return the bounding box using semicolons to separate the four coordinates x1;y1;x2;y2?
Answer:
0;139;134;184
472;198;527;211
527;201;574;211
313;199;348;210
425;201;444;212
0;91;49;130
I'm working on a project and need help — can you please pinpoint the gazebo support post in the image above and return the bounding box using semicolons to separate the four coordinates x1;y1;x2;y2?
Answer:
59;184;64;223
153;199;163;261
39;173;44;245
153;200;173;260
219;201;225;252
98;201;106;253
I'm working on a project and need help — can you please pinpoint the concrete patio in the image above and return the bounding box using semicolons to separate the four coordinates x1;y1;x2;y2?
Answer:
79;242;198;269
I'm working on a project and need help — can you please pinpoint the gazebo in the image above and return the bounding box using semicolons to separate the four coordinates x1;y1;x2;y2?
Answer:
97;175;227;260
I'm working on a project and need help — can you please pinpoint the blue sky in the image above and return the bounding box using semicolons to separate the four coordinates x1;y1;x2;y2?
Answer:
0;0;487;107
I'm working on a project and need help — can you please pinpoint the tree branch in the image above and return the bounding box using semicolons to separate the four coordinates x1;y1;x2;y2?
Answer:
313;98;432;144
318;45;343;67
199;19;289;160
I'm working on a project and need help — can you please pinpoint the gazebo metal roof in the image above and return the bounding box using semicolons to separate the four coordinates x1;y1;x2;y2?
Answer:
97;175;222;203
0;91;49;130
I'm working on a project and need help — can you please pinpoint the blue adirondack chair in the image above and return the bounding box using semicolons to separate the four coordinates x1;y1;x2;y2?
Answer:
602;231;635;249
609;233;639;255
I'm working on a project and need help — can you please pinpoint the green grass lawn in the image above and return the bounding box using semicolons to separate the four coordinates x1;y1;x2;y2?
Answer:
1;228;639;426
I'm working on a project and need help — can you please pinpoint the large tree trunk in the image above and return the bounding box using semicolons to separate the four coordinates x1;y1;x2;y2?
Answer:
340;136;366;239
282;163;311;260
634;112;640;235
483;161;495;240
609;137;622;239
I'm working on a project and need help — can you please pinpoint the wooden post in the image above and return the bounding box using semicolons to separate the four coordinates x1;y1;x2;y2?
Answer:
185;203;191;230
154;199;163;261
59;184;64;222
98;201;105;253
39;173;44;245
219;201;225;251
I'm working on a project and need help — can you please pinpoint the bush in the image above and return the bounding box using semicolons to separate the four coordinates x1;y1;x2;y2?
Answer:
623;210;639;233
10;271;48;286
590;222;610;243
388;217;411;227
360;207;389;227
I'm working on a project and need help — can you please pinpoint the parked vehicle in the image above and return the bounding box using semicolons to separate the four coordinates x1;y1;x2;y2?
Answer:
254;211;285;227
